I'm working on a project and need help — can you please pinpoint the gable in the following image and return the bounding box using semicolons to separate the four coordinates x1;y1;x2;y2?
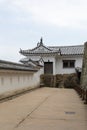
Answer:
31;45;52;53
39;57;44;65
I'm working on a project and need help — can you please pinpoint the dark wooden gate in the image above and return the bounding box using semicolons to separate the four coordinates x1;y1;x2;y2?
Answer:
44;62;53;74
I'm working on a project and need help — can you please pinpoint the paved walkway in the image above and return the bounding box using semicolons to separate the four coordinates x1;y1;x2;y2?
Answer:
0;87;87;130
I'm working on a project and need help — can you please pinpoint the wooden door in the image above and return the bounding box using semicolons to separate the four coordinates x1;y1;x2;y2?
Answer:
44;62;53;74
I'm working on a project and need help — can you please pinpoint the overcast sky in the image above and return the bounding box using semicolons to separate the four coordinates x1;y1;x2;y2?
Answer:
0;0;87;62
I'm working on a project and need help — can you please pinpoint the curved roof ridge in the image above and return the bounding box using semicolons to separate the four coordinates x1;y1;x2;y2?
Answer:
48;44;84;48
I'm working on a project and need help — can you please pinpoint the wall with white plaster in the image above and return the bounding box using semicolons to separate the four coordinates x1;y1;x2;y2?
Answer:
26;55;83;75
0;68;43;98
55;56;83;74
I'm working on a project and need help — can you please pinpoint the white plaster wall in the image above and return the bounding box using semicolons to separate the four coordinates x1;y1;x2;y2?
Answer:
27;56;41;61
26;55;83;75
55;56;83;74
31;67;44;87
0;68;43;96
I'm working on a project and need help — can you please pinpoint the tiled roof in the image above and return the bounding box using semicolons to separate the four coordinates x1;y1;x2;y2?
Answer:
0;60;38;71
49;45;84;55
19;44;60;55
20;58;43;67
20;44;84;56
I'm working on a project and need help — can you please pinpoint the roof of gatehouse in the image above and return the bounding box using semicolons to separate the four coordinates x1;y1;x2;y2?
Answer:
19;38;84;56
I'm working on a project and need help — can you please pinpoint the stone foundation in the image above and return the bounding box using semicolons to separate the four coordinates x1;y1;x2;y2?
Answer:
40;73;79;88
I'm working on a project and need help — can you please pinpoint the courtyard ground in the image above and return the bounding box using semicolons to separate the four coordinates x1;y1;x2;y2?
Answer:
0;87;87;130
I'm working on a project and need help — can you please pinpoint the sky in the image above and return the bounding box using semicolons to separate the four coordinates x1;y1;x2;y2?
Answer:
0;0;87;62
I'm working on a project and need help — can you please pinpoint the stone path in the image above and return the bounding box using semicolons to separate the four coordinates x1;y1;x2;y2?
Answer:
0;87;87;130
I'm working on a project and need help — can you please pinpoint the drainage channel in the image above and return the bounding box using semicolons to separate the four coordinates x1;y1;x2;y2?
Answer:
65;111;76;114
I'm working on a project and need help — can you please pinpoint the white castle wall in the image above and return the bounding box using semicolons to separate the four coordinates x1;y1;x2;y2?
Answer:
27;55;83;75
0;68;43;99
55;56;83;74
